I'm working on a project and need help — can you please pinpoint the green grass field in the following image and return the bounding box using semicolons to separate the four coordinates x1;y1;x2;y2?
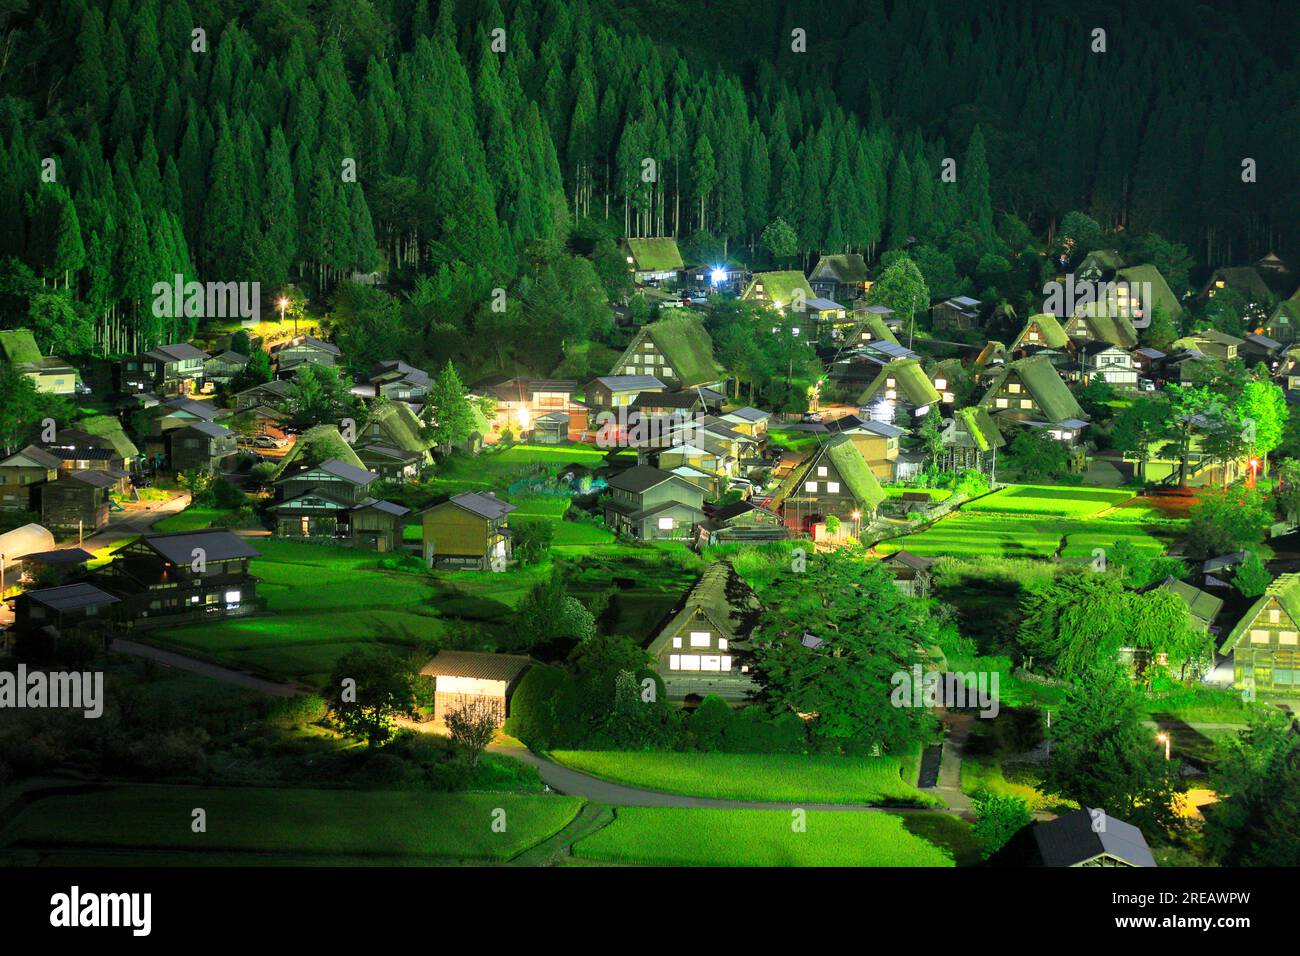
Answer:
962;484;1135;517
572;807;957;866
879;511;1181;561
1;786;583;863
550;751;941;806
152;506;246;533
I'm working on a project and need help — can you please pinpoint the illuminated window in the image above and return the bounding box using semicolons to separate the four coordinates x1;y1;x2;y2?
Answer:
700;656;722;671
1251;629;1270;643
826;482;840;493
1009;383;1021;394
687;632;712;650
224;590;241;605
718;639;728;651
805;481;818;492
679;655;701;671
942;392;954;403
672;637;682;648
1270;609;1281;624
1020;399;1032;409
1282;632;1298;645
995;398;1008;409
657;516;675;531
669;655;681;670
720;655;732;670
934;378;947;390
817;466;828;477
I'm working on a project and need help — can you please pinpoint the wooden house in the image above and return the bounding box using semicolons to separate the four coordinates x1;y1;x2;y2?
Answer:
1173;330;1242;362
420;651;534;726
1080;342;1138;387
978;355;1089;441
769;434;885;535
931;296;982;331
7;582;119;640
0;329;80;395
168;421;237;473
740;270;815;313
357;401;434;469
482;378;587;441
1265;300;1300;346
41;470;114;532
1131;347;1166;378
271;335;341;376
118;342;209;395
99;529;261;626
350;499;410;552
354;443;423;481
1010;313;1072;355
647;561;760;701
622;237;684;284
416;491;515;570
850;306;900;348
1219;573;1300;694
698;500;788;545
609;315;725;391
232;378;294;413
1202;266;1275;306
203;350;249;387
880;550;936;598
0;445;60;512
586;374;666;410
1241;333;1283;366
809;253;870;303
367;361;431;402
718;407;770;440
941;407;1005;477
826;416;902;479
1016;808;1157;868
603;465;705;540
857;358;942;426
270;459;379;539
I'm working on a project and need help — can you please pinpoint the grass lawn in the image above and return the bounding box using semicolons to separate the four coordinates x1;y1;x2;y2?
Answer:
962;484;1135;517
571;807;957;866
883;486;951;501
550;751;941;806
152;506;247;533
1;785;583;863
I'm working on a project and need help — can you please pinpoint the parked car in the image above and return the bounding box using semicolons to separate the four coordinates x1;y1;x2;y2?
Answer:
253;435;287;449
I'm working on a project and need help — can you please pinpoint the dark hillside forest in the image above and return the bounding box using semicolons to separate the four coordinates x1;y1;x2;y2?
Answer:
0;0;1296;380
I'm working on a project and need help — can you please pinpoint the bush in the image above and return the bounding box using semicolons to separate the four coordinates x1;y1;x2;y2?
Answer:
502;664;577;749
687;695;734;751
972;790;1033;858
267;693;329;724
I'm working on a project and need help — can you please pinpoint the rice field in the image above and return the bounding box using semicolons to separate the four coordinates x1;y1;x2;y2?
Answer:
1;786;584;863
572;807;957;866
550;751;939;805
962;484;1135;517
879;509;1184;561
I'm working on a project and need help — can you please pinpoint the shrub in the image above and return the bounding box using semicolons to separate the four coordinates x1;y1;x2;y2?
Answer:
972;790;1033;858
267;694;329;724
687;695;734;750
502;664;576;749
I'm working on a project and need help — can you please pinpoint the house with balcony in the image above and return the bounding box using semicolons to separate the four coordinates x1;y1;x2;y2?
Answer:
270;459;379;540
603;465;705;541
118;343;209;395
1080;342;1138;387
98;529;261;627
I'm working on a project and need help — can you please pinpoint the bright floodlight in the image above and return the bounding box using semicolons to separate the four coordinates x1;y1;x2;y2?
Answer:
710;267;726;285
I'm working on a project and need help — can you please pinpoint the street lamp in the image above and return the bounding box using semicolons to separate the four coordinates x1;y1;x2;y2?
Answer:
277;296;293;335
850;509;862;539
1155;732;1170;761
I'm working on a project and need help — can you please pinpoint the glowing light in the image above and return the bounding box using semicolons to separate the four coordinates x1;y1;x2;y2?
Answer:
710;267;726;285
515;404;532;431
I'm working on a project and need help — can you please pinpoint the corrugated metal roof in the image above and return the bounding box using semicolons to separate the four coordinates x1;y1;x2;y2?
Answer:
420;650;533;682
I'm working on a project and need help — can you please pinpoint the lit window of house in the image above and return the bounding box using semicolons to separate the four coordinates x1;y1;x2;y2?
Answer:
1251;629;1270;643
672;637;682;648
934;378;947;390
817;466;828;477
886;389;897;399
657;516;675;531
1020;399;1032;409
1009;382;1021;394
805;481;818;492
1282;631;1298;645
943;392;954;403
1270;609;1281;624
690;631;710;648
826;481;840;493
996;398;1008;409
718;639;728;651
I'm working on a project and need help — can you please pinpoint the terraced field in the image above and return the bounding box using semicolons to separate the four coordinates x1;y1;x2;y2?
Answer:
879;511;1182;561
961;484;1134;517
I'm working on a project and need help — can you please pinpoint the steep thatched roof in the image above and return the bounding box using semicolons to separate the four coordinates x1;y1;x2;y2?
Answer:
979;355;1087;423
857;358;941;408
955;406;1006;452
0;329;43;366
811;254;869;284
363;400;431;455
1220;573;1300;653
644;315;724;387
79;415;140;459
1116;263;1184;321
272;424;365;479
742;271;815;308
625;237;683;272
1012;313;1069;350
770;434;885;512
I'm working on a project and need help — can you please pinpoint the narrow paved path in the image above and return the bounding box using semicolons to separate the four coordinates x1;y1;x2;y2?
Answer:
487;744;953;814
929;712;974;815
110;639;308;697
